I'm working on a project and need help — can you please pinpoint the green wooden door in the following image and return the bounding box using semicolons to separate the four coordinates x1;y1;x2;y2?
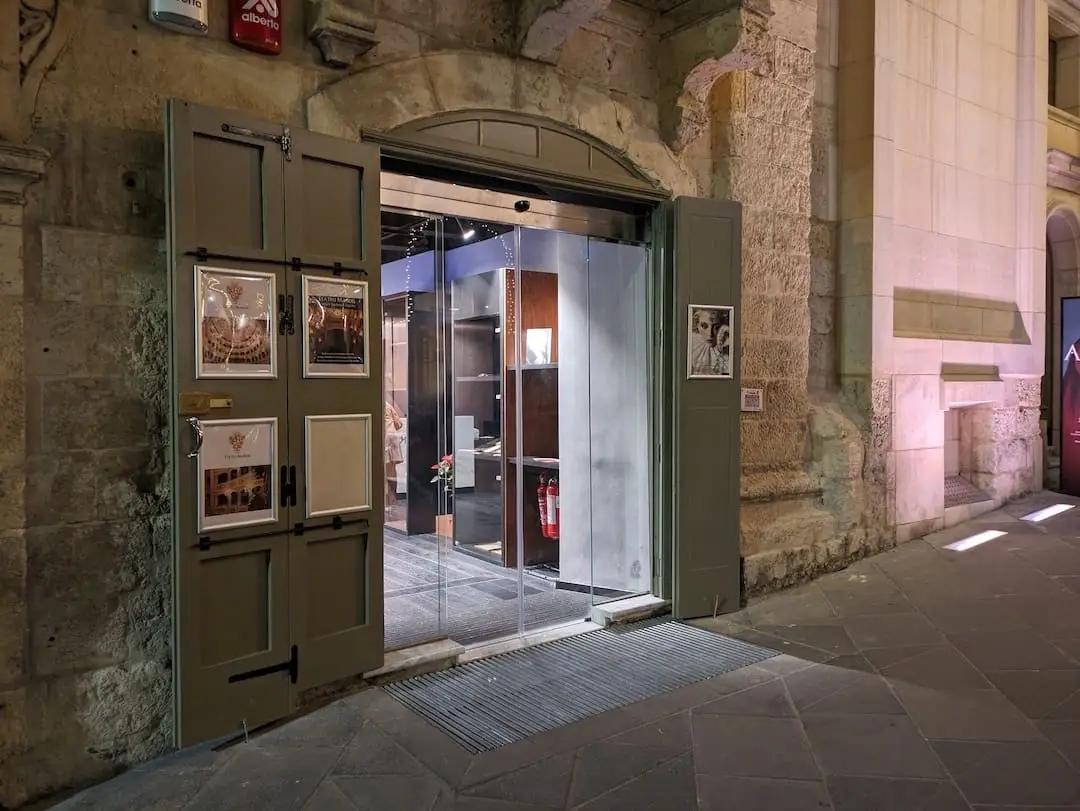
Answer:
166;100;384;746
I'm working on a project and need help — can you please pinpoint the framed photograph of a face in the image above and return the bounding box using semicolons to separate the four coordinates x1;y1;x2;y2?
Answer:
687;304;734;379
195;266;276;379
197;417;278;532
302;275;369;378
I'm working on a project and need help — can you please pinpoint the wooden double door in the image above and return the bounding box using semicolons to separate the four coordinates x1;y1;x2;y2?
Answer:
166;100;384;746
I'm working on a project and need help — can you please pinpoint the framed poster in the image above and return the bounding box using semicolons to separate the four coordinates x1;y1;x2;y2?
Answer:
687;304;734;379
302;275;369;378
1062;297;1080;497
197;417;278;532
194;266;276;379
304;413;373;518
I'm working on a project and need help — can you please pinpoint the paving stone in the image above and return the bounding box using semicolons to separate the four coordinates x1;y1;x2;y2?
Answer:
185;746;340;810
335;774;446;811
333;721;431;776
302;781;361;810
984;669;1080;719
782;663;866;711
906;597;1030;634
573;753;697;811
463;753;574;809
691;715;819;780
826;776;970;811
697;775;831;811
755;623;858;656
879;644;992;690
693;678;795;717
1039;720;1080;769
840;613;945;651
254;699;365;750
605;712;691;753
818;571;917;618
932;739;1080;807
796;673;904;716
948;629;1080;671
800;714;945;779
891;684;1041;742
567;743;681;807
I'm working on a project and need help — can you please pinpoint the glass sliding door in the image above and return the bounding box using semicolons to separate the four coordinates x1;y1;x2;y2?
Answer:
380;209;447;650
584;238;651;604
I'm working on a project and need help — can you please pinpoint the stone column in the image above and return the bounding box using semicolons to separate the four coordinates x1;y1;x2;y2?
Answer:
0;138;47;810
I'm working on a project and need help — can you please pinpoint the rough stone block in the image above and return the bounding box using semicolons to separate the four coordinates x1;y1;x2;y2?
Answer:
0;531;27;687
608;36;657;98
25;453;99;527
558;27;613;87
0;459;25;535
0;687;27;766
77;661;172;764
0;377;25;458
39;377;155;452
40;226;165;308
0;296;24;381
0;224;23;297
740;416;808;469
742;336;808;380
27;521;152;676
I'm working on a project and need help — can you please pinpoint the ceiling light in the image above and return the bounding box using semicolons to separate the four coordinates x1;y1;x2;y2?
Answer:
944;530;1006;552
1020;504;1074;522
462;228;476;241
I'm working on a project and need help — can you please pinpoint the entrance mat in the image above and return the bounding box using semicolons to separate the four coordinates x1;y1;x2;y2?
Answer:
382;620;778;753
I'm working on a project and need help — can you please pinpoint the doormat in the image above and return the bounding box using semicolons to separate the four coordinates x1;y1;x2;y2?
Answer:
382;620;778;753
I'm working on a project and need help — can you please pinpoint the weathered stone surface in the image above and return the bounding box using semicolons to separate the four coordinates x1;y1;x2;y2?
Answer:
0;531;27;687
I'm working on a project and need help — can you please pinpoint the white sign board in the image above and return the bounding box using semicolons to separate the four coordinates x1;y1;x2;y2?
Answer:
740;388;764;413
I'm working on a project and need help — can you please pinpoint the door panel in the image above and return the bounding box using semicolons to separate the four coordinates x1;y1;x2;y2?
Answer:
285;129;381;273
180;534;291;745
284;133;384;686
168;100;294;746
168;100;385;746
665;196;742;619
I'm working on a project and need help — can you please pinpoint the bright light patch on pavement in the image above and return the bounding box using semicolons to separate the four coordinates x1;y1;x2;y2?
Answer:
1020;504;1074;523
944;530;1007;552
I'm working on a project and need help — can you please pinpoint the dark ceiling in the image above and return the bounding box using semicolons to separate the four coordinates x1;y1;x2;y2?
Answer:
380;210;514;265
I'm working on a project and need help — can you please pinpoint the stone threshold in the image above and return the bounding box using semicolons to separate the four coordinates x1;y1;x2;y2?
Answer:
589;594;670;627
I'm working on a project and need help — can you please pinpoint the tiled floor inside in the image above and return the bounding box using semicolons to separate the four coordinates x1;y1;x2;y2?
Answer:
49;491;1080;810
384;529;592;650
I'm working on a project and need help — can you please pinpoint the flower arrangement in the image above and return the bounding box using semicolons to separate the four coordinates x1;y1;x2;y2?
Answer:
430;454;454;486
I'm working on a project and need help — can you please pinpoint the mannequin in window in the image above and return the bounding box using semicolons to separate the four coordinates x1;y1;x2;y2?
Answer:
384;383;405;508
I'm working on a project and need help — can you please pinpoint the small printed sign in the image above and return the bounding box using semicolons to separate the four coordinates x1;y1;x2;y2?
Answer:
740;388;764;413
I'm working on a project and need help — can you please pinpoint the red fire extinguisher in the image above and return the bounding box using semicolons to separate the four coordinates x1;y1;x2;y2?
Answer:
537;475;549;537
545;477;560;540
230;0;282;55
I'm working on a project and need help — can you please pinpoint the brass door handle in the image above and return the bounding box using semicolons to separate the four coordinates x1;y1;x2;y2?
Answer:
186;417;204;458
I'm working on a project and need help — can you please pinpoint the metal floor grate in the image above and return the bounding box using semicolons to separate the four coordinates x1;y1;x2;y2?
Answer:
383;621;778;753
944;475;992;508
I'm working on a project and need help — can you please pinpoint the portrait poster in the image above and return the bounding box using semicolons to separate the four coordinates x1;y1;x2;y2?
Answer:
687;304;734;379
303;275;368;378
198;417;278;532
195;266;276;379
1062;297;1080;496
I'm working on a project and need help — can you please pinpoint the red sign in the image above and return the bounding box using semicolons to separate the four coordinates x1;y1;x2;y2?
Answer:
230;0;282;55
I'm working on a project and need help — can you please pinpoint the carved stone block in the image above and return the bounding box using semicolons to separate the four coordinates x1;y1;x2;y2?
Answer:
307;0;379;69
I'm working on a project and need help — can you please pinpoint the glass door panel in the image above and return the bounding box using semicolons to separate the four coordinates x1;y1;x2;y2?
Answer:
514;226;592;634
585;238;652;605
380;209;446;650
445;217;517;644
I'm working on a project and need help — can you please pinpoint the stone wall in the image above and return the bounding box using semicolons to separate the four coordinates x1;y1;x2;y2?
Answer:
0;0;1035;803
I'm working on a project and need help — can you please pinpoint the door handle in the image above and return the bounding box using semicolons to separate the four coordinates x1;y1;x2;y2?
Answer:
186;417;204;458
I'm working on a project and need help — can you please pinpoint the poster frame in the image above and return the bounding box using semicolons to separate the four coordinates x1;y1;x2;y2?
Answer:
196;416;279;533
301;274;370;379
193;264;277;380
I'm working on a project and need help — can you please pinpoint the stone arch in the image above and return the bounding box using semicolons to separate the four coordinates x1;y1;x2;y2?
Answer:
1045;203;1080;459
305;52;699;197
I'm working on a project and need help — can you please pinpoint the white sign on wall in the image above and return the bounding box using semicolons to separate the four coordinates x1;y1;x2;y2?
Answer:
740;388;764;413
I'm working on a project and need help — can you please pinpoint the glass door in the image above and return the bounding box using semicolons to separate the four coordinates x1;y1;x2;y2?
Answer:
380;209;447;651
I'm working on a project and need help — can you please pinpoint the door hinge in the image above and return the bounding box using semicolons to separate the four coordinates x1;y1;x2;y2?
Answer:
280;465;297;507
221;123;292;161
228;644;298;685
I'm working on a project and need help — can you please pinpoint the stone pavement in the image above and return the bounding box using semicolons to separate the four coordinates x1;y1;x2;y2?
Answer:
48;491;1080;810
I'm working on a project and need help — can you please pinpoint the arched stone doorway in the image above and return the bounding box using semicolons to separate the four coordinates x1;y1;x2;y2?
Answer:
1046;205;1080;488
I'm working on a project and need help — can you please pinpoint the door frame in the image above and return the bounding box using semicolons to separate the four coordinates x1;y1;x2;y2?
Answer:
375;168;668;645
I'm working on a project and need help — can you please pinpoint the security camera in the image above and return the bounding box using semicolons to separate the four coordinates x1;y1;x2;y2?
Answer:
514;200;530;213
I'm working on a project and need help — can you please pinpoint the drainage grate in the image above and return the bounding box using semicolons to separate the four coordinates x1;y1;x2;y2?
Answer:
382;621;778;753
945;475;991;508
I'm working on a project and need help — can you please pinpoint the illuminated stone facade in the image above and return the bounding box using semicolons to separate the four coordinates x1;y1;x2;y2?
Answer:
0;0;1058;804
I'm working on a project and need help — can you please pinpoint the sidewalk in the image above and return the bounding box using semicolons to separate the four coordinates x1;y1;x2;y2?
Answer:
49;491;1080;810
